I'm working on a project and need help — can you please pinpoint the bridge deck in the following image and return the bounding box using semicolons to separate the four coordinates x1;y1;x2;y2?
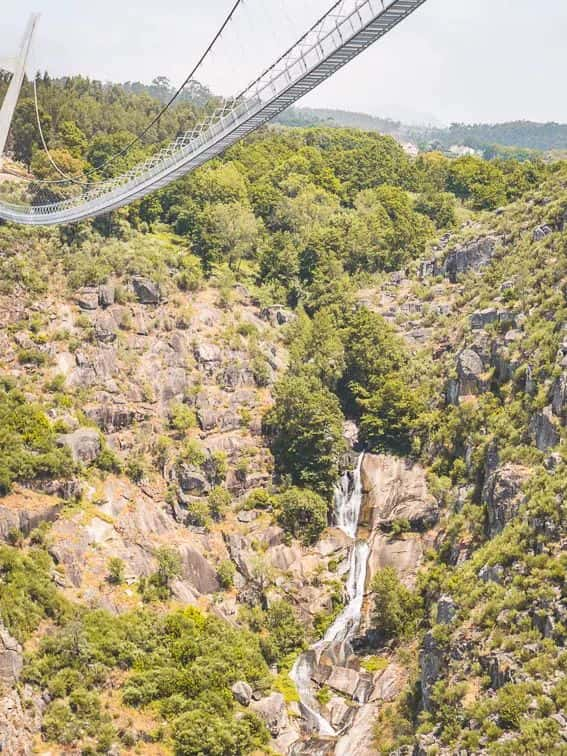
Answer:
0;0;427;226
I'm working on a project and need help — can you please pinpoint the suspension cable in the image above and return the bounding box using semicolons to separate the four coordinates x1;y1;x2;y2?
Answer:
28;0;244;188
33;77;84;185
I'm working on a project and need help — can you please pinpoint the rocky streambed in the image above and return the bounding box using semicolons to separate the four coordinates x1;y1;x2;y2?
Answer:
287;453;440;755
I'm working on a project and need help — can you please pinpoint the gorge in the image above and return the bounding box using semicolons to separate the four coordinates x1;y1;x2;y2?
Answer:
0;72;565;756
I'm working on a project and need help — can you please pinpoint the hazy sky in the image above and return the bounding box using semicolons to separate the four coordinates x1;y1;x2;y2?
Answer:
3;0;567;125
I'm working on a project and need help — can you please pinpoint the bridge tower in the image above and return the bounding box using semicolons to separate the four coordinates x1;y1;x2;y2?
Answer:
0;14;40;167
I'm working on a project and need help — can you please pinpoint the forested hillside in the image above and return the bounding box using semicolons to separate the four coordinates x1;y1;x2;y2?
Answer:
0;75;565;756
277;106;567;154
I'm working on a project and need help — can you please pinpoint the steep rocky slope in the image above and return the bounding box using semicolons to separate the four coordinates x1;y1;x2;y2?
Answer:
0;149;566;756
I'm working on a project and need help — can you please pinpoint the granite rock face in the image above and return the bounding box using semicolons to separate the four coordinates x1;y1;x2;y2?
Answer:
0;624;22;684
445;236;499;283
482;464;530;537
132;277;161;304
529;405;560;451
57;428;101;463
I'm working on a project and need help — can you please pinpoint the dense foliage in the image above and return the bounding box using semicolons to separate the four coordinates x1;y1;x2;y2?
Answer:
0;377;73;494
0;72;566;756
22;595;270;754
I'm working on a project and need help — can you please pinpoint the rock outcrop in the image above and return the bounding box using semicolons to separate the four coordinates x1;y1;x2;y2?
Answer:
57;427;101;463
360;454;438;632
0;624;22;684
529;405;560;451
445;236;499;283
482;463;530;536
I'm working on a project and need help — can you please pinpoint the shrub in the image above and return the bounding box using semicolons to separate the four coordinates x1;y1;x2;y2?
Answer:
244;488;275;510
169;401;197;433
107;557;125;585
172;709;269;756
208;486;231;520
217;560;236;589
371;567;423;642
276;487;328;545
0;379;74;494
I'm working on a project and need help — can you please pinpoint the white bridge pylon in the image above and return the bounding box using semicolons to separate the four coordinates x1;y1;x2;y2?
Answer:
0;1;427;226
0;13;40;168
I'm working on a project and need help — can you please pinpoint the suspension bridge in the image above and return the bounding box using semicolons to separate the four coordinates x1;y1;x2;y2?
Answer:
0;0;427;226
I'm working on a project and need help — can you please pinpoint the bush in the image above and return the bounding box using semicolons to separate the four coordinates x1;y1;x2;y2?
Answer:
0;379;74;494
244;488;275;510
276;487;328;544
172;709;269;756
107;557;125;585
169;401;197;433
208;486;231;520
371;567;423;642
217;560;236;589
0;546;70;641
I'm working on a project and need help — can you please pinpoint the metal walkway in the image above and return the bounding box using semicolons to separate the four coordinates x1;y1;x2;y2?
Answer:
0;0;427;226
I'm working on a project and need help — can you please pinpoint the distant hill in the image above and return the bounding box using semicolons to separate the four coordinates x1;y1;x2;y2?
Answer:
428;121;567;152
276;106;567;153
276;106;402;135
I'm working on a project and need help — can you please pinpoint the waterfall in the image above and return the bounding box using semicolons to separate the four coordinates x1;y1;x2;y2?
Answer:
290;453;368;737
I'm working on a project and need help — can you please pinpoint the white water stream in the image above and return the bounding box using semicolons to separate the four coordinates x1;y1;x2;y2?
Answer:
290;454;369;736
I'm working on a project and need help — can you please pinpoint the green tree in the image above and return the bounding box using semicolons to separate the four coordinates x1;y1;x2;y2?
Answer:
415;191;457;229
196;202;262;270
276;487;328;544
371;567;423;642
264;375;346;497
172;709;268;756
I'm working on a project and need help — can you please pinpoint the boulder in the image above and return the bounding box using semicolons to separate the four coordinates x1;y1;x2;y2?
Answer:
437;595;457;625
231;681;252;706
220;364;256;390
335;704;379;756
456;348;486;396
470;308;498;330
98;284;115;308
0;495;63;542
0;624;23;683
420;631;444;711
445;236;498;283
0;686;42;756
483;464;529;537
57;428;101;464
178;545;220;595
260;305;295;327
533;225;553;242
86;404;138;433
194;342;223;366
481;652;516;690
479;563;504;584
132;277;160;304
160;367;187;402
327;695;356;731
361;454;438;533
196;406;220;432
76;287;99;310
250;692;289;737
529;405;560;451
368;663;405;703
365;534;424;592
326;666;360;697
93;312;118;343
176;465;210;496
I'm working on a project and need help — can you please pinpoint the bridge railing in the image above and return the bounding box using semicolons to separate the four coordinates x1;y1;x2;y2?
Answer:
0;0;408;221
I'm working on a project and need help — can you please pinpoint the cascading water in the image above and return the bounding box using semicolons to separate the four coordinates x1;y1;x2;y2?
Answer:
291;453;369;736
